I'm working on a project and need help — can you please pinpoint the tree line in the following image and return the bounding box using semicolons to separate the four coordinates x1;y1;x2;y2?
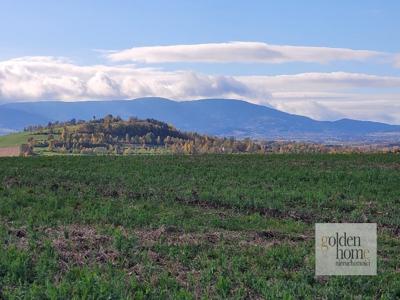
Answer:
23;115;400;155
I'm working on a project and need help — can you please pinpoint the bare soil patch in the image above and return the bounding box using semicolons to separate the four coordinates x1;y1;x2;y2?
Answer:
4;226;29;250
134;225;310;248
0;146;20;157
174;195;314;223
45;225;119;270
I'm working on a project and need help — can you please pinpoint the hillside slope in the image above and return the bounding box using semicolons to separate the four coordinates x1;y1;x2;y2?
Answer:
1;98;400;141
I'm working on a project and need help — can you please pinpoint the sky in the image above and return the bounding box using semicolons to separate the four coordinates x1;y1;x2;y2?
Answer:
0;0;400;123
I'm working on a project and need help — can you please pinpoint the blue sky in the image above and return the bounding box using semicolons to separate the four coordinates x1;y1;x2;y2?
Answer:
0;0;399;123
1;1;399;65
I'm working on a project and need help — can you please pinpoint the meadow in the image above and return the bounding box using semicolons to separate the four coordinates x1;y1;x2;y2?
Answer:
0;154;399;299
0;132;51;148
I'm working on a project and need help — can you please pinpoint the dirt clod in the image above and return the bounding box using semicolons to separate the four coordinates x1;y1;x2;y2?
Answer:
46;225;119;269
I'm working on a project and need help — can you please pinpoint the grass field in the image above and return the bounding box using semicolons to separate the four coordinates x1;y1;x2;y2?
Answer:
0;132;51;148
0;154;399;299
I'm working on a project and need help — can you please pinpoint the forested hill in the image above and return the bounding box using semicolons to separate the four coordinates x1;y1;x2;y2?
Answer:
22;115;258;155
16;115;359;156
49;115;190;143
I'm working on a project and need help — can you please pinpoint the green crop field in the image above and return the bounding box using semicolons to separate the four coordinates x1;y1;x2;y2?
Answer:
0;132;52;148
0;154;399;299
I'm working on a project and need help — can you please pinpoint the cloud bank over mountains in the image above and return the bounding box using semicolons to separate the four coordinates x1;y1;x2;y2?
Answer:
1;42;400;124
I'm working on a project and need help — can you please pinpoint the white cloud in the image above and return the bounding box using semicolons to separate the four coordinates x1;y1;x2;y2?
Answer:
0;56;270;101
395;54;400;68
1;56;400;123
171;72;263;99
107;41;384;64
272;101;345;121
87;72;121;98
238;72;400;94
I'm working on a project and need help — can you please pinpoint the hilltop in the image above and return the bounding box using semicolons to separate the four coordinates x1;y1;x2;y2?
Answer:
14;115;263;155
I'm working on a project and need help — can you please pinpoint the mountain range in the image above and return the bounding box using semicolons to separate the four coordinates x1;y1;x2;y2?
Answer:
2;97;400;142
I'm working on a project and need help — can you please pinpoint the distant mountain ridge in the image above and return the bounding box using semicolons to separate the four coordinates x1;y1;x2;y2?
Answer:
2;97;400;142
